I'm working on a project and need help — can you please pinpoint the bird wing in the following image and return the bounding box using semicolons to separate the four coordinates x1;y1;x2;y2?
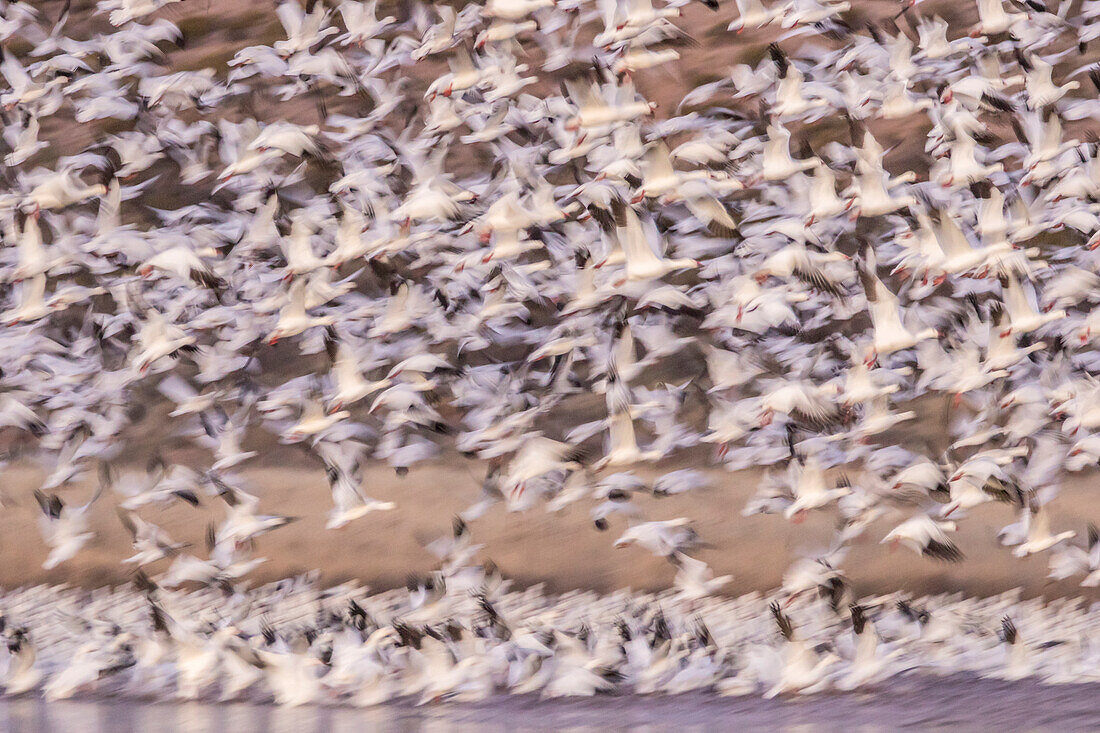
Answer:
1001;273;1038;319
606;368;638;456
645;141;675;180
858;259;904;333
617;206;663;268
936;213;975;258
276;1;305;36
0;51;31;88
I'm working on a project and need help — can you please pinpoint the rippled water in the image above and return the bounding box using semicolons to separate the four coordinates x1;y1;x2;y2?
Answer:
1;674;1098;732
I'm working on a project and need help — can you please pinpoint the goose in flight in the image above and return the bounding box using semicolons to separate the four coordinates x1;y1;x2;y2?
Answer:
857;245;938;364
34;483;102;570
882;513;964;562
608;200;699;283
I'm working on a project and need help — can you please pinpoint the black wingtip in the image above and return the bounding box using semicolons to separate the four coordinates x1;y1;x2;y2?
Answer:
1001;615;1018;644
850;604;866;635
923;538;964;563
770;602;795;640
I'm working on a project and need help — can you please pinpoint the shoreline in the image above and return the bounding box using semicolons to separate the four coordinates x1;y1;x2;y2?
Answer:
2;673;1099;731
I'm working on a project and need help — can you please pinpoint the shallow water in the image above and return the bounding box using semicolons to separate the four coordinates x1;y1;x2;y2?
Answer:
1;674;1098;732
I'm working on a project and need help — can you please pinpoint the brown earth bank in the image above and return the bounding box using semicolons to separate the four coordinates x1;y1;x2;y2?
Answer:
2;453;1098;600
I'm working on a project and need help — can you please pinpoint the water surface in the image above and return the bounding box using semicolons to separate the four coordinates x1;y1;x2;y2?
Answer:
1;674;1098;732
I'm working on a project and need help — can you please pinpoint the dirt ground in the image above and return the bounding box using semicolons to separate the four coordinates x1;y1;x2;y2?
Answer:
3;448;1098;600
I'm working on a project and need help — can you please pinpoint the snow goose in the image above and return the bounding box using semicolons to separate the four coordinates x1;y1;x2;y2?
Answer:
594;367;663;468
609;201;699;283
727;0;788;33
997;272;1065;337
857;246;938;363
970;0;1027;36
34;485;101;570
835;604;900;690
760;121;820;180
762;603;839;698
770;45;830;120
266;278;336;345
273;0;338;58
2;629;42;696
1018;51;1080;109
1013;500;1076;557
0;46;65;109
564;78;656;132
21;169;107;215
784;452;851;521
633;140;710;202
1047;525;1100;585
130;308;197;375
882;513;964;562
338;0;395;45
117;510;187;566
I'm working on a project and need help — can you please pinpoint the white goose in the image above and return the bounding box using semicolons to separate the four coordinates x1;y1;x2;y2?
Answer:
281;212;329;278
34;486;101;570
760;122;820;180
939;126;1003;188
803;164;847;224
763;604;839;698
1;273;53;325
131;308;196;374
564;78;656;131
633;141;710;202
2;631;42;696
3;112;46;166
325;203;372;267
998;272;1065;337
284;399;350;442
916;15;968;60
858;248;938;363
595;368;662;468
484;0;555;20
671;552;733;599
1047;525;1100;585
784;453;851;521
847;168;916;217
727;0;788;33
273;0;338;57
21;170;106;215
931;207;1010;278
1020;53;1080;109
1013;501;1076;557
317;442;395;529
971;0;1027;36
771;53;829;120
267;278;336;345
337;0;395;45
882;513;963;562
612;203;699;283
836;605;899;690
0;47;65;109
426;49;487;100
879;79;934;120
325;335;385;411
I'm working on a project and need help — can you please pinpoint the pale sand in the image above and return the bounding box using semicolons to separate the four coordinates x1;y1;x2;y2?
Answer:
3;447;1099;599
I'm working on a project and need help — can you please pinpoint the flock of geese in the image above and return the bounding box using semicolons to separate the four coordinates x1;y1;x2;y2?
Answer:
2;574;1100;703
1;0;1100;704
